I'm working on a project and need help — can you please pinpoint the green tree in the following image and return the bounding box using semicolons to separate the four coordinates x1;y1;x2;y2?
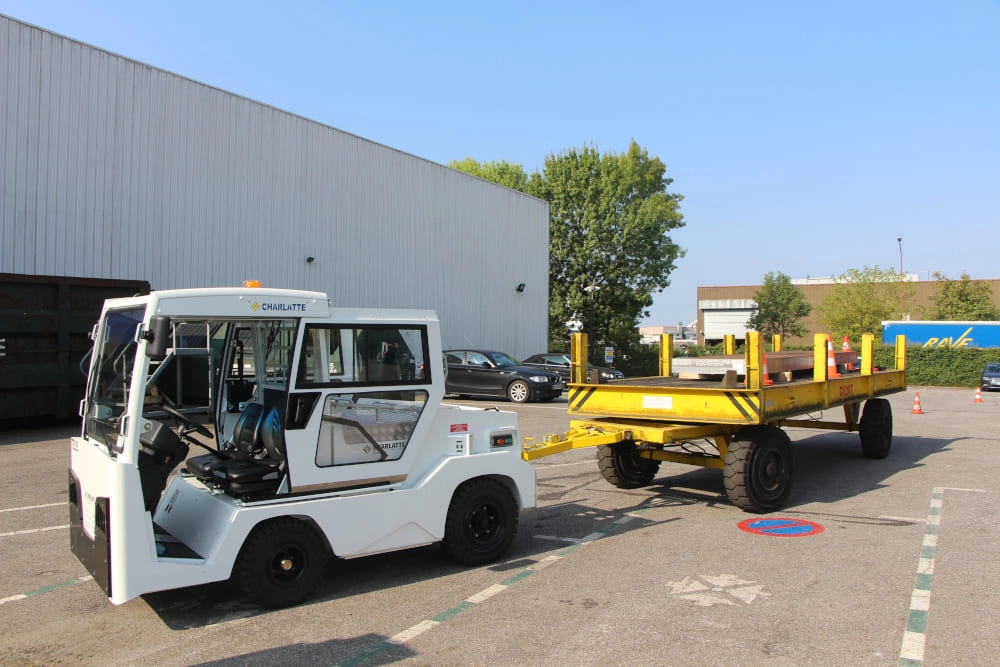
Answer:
926;272;1000;320
452;142;685;357
532;141;685;355
817;265;915;340
746;272;812;338
447;158;534;192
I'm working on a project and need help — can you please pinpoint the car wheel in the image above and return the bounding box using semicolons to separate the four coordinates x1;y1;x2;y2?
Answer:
507;380;530;403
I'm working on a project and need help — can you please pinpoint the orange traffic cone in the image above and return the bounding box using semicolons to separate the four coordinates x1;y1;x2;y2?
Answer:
763;352;774;386
842;335;856;370
826;336;841;378
974;387;984;404
910;392;924;414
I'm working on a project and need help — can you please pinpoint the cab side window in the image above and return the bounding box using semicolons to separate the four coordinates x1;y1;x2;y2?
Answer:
296;324;430;388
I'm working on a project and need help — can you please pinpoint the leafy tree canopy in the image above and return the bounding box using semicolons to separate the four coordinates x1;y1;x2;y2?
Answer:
926;272;1000;320
746;272;811;338
817;265;915;340
447;158;535;193
451;141;685;357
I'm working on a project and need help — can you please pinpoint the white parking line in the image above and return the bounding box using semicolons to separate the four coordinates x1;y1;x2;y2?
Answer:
533;459;594;469
898;486;985;665
0;502;66;513
0;576;93;606
0;525;68;538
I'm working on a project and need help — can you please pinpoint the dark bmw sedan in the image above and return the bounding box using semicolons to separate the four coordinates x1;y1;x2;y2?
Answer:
520;352;624;382
981;362;1000;391
444;349;564;403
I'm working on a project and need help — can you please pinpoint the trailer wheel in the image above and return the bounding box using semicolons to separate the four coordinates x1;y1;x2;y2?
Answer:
443;478;518;565
597;441;661;488
859;398;893;459
724;427;793;513
234;518;327;608
507;380;530;403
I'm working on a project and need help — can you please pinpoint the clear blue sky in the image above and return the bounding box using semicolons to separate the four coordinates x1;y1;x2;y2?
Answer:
4;1;998;326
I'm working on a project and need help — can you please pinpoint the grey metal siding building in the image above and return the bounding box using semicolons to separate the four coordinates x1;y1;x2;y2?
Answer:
1;14;549;358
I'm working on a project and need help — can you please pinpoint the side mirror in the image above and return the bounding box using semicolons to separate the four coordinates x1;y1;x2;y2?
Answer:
482;362;491;369
145;315;172;361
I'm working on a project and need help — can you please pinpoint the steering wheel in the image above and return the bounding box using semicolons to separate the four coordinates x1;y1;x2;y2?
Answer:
161;404;213;439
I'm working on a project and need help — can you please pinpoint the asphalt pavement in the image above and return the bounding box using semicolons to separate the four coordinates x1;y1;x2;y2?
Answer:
0;386;997;666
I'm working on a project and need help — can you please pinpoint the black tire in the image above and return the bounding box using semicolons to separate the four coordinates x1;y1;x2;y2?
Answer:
442;478;518;565
724;426;793;513
234;518;327;608
597;441;661;489
859;398;893;459
507;380;530;403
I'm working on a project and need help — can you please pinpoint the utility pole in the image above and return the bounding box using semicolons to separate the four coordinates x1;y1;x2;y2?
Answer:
897;237;903;318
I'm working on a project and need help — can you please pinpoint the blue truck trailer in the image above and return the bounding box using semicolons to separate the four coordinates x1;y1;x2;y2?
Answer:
882;320;1000;348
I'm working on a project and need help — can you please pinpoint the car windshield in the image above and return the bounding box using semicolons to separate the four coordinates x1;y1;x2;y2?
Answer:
986;364;1000;373
486;352;519;367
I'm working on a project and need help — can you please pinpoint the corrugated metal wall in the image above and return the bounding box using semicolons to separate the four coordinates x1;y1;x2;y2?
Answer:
0;15;550;359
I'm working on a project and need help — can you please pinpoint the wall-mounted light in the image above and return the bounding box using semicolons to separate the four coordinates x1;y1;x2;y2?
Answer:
306;256;315;264
515;283;526;293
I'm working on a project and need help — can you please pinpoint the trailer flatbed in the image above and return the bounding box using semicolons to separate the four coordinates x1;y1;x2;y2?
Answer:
522;332;907;512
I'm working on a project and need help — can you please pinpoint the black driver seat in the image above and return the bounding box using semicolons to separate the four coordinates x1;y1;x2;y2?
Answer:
215;404;286;497
186;402;266;481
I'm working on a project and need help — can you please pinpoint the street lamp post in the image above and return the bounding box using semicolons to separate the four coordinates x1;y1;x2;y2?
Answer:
897;237;903;317
583;282;601;362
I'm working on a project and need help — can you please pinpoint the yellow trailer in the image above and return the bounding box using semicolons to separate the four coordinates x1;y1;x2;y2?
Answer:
522;332;907;512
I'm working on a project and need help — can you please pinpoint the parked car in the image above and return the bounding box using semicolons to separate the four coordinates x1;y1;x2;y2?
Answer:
444;349;563;403
981;362;1000;391
520;353;624;382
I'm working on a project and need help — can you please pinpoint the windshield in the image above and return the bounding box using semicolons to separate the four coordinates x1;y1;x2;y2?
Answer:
486;352;519;367
986;364;1000;373
84;306;145;449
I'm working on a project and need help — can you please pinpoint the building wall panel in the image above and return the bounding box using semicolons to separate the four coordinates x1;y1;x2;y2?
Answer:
1;15;549;359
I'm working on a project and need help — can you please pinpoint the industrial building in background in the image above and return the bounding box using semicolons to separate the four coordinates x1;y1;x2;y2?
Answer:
0;14;549;419
696;277;1000;346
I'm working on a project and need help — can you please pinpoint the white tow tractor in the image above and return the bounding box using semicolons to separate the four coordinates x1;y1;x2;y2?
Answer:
69;285;536;608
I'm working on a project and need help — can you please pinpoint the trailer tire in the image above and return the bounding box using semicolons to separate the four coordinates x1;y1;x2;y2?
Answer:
597;441;661;488
443;478;518;565
507;380;530;403
859;398;892;459
234;518;327;608
724;426;793;513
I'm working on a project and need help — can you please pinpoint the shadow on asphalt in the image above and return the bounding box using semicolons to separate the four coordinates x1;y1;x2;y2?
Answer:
141;496;671;631
632;429;954;513
191;632;416;666
140;420;952;630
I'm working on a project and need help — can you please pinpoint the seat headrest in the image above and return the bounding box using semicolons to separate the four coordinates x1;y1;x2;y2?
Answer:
261;406;286;461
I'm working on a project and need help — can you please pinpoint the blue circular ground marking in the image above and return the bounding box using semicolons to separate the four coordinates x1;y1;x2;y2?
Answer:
737;517;825;537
